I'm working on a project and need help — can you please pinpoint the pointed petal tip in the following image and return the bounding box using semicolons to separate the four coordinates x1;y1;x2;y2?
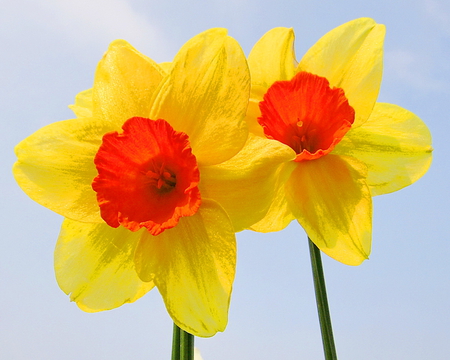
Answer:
107;39;132;48
258;27;295;44
321;245;370;266
173;316;227;338
196;27;228;39
134;201;235;338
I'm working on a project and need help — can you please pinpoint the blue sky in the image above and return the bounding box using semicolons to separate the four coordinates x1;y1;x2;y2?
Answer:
1;0;449;359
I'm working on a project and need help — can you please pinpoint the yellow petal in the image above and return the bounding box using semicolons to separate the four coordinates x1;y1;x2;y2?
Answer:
134;199;236;337
286;155;372;265
333;103;433;196
55;219;154;312
13;118;116;223
245;99;266;138
93;39;165;126
248;27;297;96
249;161;297;232
150;28;250;166
194;348;204;360
68;88;93;118
298;18;385;127
200;134;296;232
158;61;172;73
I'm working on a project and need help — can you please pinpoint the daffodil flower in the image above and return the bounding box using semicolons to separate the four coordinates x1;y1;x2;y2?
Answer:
13;29;251;337
241;18;433;265
194;348;204;360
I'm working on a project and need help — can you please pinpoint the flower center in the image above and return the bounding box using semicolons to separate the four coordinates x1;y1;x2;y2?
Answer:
258;71;355;161
144;159;177;193
92;117;201;236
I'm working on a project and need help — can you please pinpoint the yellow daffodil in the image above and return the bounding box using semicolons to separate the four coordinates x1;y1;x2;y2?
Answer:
241;18;433;265
13;29;251;337
194;348;204;360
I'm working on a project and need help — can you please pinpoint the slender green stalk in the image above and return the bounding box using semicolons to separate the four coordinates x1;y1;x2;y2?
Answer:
171;323;181;360
308;237;338;360
180;328;194;360
171;323;194;360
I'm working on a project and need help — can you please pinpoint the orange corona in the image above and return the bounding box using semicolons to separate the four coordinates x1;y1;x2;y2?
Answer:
258;72;355;162
92;117;201;236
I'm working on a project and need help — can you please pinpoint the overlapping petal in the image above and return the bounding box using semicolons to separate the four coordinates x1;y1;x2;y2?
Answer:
248;161;297;232
150;29;250;166
333;103;433;195
245;99;266;138
69;88;93;118
55;219;154;312
243;19;432;266
14;28;252;337
158;61;172;73
134;199;236;337
285;155;372;265
93;40;166;127
298;18;385;127
200;134;296;232
13;118;117;223
248;27;297;94
246;28;297;136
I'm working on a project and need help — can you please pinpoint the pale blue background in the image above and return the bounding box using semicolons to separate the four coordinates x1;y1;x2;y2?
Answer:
1;0;449;359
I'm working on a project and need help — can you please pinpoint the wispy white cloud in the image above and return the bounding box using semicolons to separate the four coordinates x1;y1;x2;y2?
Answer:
385;49;448;92
36;0;172;62
423;0;450;37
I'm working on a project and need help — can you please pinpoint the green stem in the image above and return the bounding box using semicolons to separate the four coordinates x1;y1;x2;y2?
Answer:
171;323;181;360
180;328;194;360
308;238;338;360
171;323;194;360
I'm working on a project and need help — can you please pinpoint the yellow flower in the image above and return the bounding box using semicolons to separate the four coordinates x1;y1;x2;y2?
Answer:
194;348;204;360
242;18;433;265
13;29;251;337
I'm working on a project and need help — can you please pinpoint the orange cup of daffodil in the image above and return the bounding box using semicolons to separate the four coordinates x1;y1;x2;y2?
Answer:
227;18;432;265
13;29;256;337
